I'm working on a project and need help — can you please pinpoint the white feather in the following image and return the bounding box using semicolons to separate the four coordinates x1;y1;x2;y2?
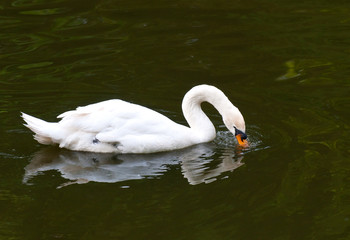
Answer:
21;85;246;153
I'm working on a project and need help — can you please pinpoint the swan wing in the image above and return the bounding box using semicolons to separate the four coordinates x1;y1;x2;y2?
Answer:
57;99;180;141
53;99;193;153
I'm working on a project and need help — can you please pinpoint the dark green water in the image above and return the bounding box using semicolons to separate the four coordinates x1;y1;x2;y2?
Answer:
1;0;350;239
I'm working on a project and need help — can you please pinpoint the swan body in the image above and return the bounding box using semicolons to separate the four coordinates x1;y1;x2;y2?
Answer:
22;85;247;153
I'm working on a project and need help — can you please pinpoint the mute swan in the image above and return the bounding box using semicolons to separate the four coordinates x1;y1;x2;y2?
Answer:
22;84;248;153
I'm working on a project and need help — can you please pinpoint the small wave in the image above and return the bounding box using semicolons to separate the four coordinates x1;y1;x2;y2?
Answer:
214;127;268;153
0;152;25;159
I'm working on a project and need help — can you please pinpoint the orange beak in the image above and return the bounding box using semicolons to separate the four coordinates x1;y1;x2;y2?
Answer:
235;134;248;146
234;127;248;146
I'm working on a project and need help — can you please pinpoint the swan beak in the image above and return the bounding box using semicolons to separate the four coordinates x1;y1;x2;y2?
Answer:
235;134;248;146
234;127;248;146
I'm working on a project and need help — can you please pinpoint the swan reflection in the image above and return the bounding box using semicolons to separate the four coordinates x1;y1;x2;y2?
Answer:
24;143;244;187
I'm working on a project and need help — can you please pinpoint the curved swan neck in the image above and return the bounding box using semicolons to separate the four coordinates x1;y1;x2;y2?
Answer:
182;85;235;141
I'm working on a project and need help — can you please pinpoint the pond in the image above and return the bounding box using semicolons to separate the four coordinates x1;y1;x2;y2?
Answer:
1;0;350;239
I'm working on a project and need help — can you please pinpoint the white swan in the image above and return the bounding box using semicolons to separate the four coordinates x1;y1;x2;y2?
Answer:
22;84;248;153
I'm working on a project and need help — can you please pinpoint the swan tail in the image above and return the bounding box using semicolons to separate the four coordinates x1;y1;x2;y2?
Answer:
21;112;58;145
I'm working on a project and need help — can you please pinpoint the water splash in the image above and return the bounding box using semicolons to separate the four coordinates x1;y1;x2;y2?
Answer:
215;128;266;153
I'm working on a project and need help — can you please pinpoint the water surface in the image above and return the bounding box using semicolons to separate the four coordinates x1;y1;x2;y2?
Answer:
1;0;350;239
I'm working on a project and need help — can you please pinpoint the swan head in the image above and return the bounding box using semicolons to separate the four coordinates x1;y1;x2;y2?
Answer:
222;107;248;146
